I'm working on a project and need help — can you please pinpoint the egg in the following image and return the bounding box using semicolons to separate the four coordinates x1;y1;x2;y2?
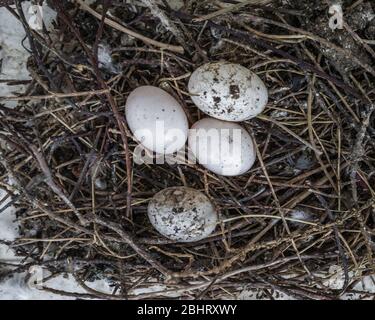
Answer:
125;86;189;154
148;187;218;242
188;62;268;122
188;118;256;176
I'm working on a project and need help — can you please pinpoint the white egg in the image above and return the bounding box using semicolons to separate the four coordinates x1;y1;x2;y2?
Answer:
148;187;218;242
189;118;256;176
188;62;268;122
125;86;188;154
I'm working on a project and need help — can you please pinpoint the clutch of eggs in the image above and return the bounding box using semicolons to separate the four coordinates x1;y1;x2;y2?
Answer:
189;118;256;176
188;62;268;122
148;187;218;242
125;86;189;154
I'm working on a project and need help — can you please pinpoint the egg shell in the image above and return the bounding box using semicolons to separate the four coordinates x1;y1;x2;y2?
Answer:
188;118;256;176
148;187;218;242
188;62;268;121
125;86;189;154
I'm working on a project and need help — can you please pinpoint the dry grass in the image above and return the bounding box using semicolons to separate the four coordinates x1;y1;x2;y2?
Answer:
0;0;374;300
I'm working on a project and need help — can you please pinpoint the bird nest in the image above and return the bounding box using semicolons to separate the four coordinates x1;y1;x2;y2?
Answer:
0;0;374;300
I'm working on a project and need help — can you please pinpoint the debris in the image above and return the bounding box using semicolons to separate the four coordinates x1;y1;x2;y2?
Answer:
329;3;344;30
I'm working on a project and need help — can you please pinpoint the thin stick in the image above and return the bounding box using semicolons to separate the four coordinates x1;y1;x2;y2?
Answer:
76;0;184;54
30;145;87;226
193;0;273;22
257;114;323;155
0;89;109;102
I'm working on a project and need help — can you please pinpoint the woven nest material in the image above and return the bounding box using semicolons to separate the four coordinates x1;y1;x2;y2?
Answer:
0;0;374;300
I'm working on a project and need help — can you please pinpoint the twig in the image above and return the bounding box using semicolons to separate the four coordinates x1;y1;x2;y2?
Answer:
193;0;273;22
29;145;87;226
0;89;110;102
75;0;184;54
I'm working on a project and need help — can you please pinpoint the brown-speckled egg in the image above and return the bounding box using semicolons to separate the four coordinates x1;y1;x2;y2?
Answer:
188;62;268;122
148;187;218;242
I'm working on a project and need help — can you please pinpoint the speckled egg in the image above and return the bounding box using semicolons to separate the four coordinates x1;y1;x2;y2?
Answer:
188;118;256;176
188;62;268;121
125;86;189;154
148;187;218;242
